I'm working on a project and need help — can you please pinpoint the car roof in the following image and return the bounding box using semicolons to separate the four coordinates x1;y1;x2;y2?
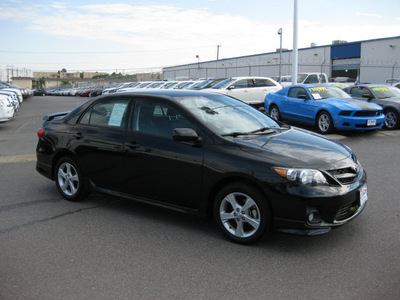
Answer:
352;84;394;87
102;89;217;99
285;84;336;88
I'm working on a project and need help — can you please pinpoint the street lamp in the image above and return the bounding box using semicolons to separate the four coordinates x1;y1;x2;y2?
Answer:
278;28;283;83
196;55;200;68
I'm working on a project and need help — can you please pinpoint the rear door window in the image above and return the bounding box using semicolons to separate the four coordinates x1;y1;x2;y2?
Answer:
79;98;130;128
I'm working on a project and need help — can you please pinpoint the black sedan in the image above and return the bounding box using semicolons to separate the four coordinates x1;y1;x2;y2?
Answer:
36;90;367;244
33;89;47;96
345;84;400;129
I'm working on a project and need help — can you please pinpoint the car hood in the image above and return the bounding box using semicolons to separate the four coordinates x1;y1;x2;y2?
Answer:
233;128;354;169
376;96;400;107
326;98;381;110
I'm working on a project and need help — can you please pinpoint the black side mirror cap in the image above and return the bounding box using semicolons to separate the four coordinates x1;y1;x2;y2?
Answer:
173;128;201;143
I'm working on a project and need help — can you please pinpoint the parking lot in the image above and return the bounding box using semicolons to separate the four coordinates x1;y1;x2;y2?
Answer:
0;95;399;299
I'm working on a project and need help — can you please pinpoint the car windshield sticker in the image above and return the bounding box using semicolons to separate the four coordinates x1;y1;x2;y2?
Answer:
308;87;327;99
372;87;390;93
108;103;127;127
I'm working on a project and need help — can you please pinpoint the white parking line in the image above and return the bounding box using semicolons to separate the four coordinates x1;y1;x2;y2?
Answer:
0;154;36;164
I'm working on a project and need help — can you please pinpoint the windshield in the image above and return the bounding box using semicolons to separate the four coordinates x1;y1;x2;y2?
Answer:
370;86;400;99
176;94;281;136
191;79;212;89
308;86;351;100
211;78;236;89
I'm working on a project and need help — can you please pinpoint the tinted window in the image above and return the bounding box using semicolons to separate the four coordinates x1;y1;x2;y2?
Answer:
253;79;276;87
231;79;249;89
305;75;319;84
79;98;129;128
288;87;308;98
350;87;365;98
132;99;193;137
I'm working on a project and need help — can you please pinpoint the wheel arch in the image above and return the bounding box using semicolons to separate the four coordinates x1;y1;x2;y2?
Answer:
383;105;400;114
204;175;274;220
316;109;335;125
51;149;75;180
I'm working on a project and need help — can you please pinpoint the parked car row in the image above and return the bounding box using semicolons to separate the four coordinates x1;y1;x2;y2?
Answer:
0;82;32;123
264;83;400;133
38;77;283;108
35;77;400;133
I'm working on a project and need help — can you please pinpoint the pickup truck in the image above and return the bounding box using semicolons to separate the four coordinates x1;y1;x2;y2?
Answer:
280;73;329;87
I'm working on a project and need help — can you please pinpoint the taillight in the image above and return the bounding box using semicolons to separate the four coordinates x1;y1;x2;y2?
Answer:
37;128;44;138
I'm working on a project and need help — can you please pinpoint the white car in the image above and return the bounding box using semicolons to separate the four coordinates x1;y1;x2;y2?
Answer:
1;88;23;104
204;76;282;108
0;94;15;122
0;90;20;112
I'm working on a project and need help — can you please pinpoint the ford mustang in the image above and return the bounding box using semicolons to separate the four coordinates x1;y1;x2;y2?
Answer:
264;84;385;134
344;84;400;130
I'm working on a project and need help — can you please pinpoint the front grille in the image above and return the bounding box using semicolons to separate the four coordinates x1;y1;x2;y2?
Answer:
327;166;359;185
355;122;382;128
354;110;380;117
335;200;360;221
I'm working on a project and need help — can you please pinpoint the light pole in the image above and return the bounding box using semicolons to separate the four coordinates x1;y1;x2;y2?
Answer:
292;0;298;85
278;28;283;83
196;55;200;78
217;45;221;60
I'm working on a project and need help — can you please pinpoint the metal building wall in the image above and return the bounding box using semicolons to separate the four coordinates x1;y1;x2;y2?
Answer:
163;36;400;84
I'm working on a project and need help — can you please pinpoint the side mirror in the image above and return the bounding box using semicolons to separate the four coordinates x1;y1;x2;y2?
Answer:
227;85;236;90
173;128;200;143
362;92;372;100
298;94;309;100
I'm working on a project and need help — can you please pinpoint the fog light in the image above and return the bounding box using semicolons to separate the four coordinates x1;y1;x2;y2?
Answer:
307;208;321;224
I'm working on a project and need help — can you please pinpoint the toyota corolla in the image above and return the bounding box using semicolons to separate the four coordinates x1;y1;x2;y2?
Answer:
36;90;367;244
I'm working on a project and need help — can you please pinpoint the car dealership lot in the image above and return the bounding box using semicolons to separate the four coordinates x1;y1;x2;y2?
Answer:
0;96;399;299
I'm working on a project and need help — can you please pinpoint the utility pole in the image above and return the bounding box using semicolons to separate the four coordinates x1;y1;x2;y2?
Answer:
278;28;283;83
217;45;221;60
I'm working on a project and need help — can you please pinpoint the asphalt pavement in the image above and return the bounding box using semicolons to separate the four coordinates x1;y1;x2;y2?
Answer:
0;96;399;299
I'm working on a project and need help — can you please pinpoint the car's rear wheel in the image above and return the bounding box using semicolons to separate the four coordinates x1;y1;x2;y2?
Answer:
269;105;282;121
55;157;89;201
214;182;270;244
384;109;399;129
316;111;333;134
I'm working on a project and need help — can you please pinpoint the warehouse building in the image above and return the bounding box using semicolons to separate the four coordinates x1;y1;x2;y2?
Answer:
162;36;400;84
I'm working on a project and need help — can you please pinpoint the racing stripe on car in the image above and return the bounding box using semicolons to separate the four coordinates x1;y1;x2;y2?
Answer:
346;99;379;110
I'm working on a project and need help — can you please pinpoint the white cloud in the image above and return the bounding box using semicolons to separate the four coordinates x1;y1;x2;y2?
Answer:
357;12;383;18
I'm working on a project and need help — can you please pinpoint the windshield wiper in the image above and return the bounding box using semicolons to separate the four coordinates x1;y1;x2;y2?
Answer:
222;127;275;137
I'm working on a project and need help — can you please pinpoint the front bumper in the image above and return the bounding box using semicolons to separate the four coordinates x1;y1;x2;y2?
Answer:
333;115;385;130
269;171;368;235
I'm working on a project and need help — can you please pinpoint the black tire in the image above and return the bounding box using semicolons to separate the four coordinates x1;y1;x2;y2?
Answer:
269;105;282;122
316;111;333;134
214;182;271;244
55;157;89;201
384;109;399;130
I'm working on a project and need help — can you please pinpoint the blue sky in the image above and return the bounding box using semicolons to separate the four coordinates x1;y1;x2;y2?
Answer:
0;0;399;78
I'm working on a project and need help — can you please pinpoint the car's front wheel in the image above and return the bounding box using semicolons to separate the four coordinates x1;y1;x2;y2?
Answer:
269;105;282;121
316;111;333;134
55;157;89;201
214;182;270;244
384;109;399;130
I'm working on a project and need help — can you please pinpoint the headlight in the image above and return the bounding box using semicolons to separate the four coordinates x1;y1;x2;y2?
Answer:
274;167;328;186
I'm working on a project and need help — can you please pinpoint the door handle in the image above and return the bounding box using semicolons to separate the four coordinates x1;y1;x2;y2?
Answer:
73;133;83;139
125;141;140;149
